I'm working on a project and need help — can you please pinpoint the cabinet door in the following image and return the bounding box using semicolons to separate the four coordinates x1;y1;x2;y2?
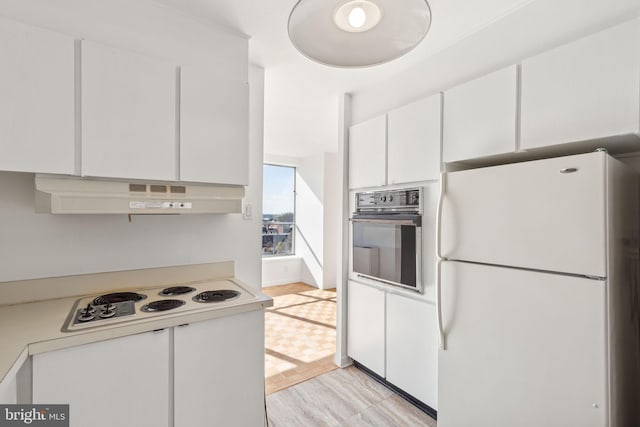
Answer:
81;40;177;181
349;115;386;189
0;18;75;174
180;66;248;185
347;280;385;376
33;330;170;427
444;66;517;162
386;294;438;409
174;310;265;427
388;94;441;183
521;18;640;149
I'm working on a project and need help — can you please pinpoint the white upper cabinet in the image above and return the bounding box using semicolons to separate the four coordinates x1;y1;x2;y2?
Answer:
349;115;386;189
180;66;248;185
0;18;75;174
521;19;640;150
81;40;177;181
444;66;517;162
388;94;441;183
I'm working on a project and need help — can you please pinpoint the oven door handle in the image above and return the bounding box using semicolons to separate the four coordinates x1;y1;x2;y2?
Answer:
350;215;421;226
350;218;419;226
436;172;447;350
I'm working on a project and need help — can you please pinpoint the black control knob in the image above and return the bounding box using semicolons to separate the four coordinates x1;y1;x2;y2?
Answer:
380;196;387;202
388;195;393;202
81;303;95;316
79;303;96;322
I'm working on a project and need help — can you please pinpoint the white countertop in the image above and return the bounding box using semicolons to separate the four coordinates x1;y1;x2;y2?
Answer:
0;263;273;384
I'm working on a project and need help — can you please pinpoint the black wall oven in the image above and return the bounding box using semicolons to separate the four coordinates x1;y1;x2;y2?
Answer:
350;187;422;293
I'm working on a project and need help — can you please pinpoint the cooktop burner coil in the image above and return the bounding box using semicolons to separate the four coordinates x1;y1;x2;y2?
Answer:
159;286;196;296
193;290;240;303
93;292;146;305
141;299;186;312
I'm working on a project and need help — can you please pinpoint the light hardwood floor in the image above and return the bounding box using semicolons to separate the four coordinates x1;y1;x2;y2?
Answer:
266;366;438;426
263;283;338;395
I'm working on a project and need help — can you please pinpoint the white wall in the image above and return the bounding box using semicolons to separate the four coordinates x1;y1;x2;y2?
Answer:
296;154;325;287
0;2;265;290
261;256;303;287
322;153;338;289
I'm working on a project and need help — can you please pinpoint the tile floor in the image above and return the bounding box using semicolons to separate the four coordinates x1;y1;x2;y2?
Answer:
263;283;338;395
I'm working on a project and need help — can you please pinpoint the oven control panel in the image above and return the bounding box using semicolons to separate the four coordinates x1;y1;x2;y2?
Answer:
355;188;420;212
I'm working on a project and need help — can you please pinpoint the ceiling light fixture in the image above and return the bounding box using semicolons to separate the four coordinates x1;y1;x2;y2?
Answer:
288;0;432;68
334;1;382;33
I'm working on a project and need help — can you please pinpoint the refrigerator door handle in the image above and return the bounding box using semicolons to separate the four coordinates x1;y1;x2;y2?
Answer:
436;172;446;259
436;172;447;350
436;259;446;350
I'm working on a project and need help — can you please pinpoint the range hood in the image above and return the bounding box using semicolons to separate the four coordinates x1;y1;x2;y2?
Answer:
35;175;244;214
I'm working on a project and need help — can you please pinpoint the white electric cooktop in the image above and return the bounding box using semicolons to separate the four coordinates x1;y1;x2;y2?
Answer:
62;279;257;332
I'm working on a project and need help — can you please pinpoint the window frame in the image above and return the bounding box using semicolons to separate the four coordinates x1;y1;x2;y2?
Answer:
262;163;296;258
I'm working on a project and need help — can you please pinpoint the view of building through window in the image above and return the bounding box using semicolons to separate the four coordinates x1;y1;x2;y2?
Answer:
262;164;295;257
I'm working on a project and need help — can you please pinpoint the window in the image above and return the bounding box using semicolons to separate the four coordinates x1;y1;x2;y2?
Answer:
262;164;295;257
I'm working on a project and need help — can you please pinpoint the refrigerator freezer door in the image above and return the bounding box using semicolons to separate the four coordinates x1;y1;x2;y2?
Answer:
441;152;606;277
439;261;606;427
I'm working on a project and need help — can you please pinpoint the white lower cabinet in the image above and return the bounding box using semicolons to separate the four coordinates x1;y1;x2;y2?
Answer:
174;310;265;427
31;309;266;427
347;280;385;376
386;293;438;410
348;281;439;410
33;329;170;427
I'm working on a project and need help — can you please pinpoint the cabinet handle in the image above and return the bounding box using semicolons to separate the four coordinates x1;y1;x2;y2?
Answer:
436;173;447;351
560;167;578;174
177;323;190;327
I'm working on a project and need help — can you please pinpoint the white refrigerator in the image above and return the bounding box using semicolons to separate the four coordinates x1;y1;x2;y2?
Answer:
437;152;640;427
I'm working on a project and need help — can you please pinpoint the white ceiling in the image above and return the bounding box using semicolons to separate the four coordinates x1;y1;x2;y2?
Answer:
152;0;632;158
